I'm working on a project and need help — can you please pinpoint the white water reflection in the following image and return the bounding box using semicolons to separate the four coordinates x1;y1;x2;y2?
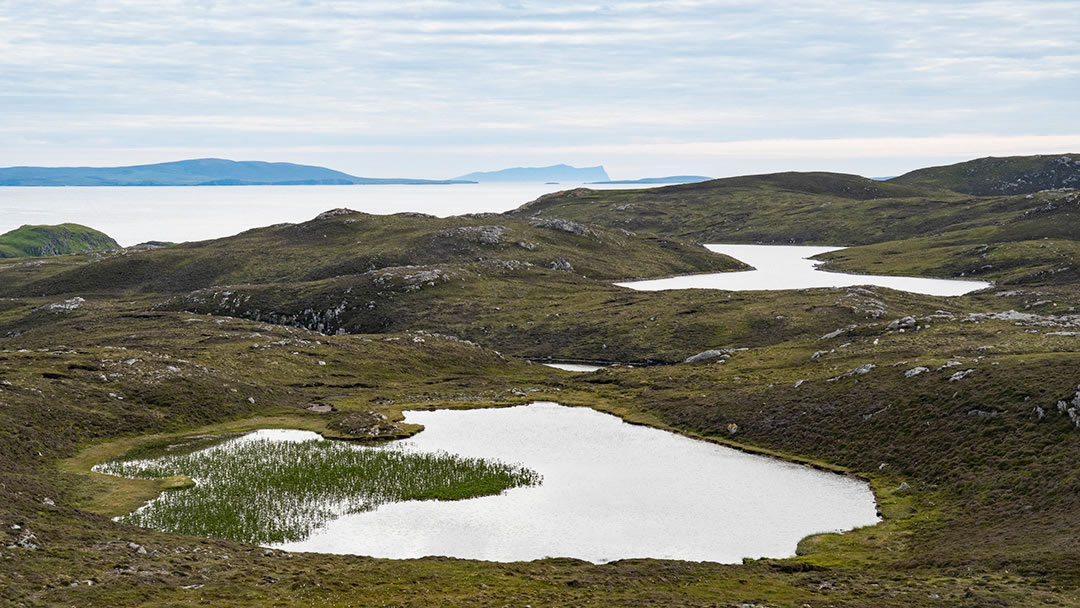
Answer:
616;244;991;296
276;402;879;563
542;362;606;372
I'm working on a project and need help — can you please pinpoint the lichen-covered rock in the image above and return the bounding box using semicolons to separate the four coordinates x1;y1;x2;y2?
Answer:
438;225;507;245
548;258;574;272
530;218;592;236
684;349;730;364
905;366;929;378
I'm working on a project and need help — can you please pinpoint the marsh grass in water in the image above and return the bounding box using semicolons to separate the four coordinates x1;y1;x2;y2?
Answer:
94;432;542;545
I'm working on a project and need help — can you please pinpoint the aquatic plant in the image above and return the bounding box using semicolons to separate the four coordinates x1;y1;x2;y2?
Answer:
95;434;542;545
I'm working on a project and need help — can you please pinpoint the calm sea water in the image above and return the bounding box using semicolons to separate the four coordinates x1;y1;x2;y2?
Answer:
275;402;879;563
0;183;652;247
616;244;992;296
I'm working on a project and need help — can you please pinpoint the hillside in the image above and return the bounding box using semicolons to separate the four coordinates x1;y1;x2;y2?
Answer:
507;172;965;244
0;158;474;186
3;157;1080;607
890;153;1080;194
0;223;119;258
454;164;610;183
0;209;739;300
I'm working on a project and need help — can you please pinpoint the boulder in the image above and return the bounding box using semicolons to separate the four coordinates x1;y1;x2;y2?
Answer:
683;350;730;364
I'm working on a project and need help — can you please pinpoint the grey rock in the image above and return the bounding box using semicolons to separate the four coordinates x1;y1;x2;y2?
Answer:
548;258;574;272
948;369;974;382
315;208;358;220
897;482;910;491
887;316;917;330
905;366;930;378
827;363;876;381
530;218;591;236
683;349;730;364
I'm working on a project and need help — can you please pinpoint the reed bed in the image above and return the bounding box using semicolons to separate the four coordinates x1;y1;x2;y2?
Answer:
95;434;542;545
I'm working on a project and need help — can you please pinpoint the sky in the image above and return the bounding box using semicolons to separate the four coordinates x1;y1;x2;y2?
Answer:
1;0;1078;180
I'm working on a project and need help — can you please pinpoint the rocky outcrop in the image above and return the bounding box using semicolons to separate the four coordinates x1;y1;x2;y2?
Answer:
437;225;507;245
529;218;593;237
683;349;731;364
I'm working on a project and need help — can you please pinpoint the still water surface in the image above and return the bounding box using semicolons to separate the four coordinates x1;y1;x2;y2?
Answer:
276;402;879;563
617;244;991;296
541;362;606;372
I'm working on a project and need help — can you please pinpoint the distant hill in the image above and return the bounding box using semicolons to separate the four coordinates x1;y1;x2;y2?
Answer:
454;164;610;183
890;154;1080;194
0;158;475;187
0;223;119;258
590;176;713;185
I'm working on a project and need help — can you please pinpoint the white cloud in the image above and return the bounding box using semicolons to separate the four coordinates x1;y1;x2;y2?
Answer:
0;1;1077;174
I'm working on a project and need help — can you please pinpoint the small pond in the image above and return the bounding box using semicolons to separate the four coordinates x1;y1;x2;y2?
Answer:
282;403;879;563
542;362;606;372
616;244;991;296
98;403;879;563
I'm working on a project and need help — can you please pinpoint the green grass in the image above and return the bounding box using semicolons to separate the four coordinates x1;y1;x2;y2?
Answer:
95;432;540;544
890;153;1080;194
0;223;119;258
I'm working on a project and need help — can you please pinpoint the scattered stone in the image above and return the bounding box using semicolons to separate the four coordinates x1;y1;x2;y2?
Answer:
887;316;916;330
820;325;856;340
548;258;574;272
438;225;506;245
827;363;876;382
43;297;86;312
967;409;998;417
42;497;54;506
10;531;39;550
938;360;963;370
905;366;930;378
330;411;406;439
794;379;806;388
516;240;537;250
683;349;730;364
247;397;256;404
315;208;358;220
949;369;974;382
1034;406;1046;420
810;350;829;360
897;482;910;491
306;402;337;413
529;218;591;236
726;423;738;434
127;542;147;554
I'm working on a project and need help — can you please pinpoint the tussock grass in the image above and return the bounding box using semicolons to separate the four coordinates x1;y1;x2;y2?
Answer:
95;434;541;544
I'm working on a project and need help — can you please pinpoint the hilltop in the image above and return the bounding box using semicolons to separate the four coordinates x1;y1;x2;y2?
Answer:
890;153;1080;194
0;158;474;187
454;164;610;183
0;223;119;258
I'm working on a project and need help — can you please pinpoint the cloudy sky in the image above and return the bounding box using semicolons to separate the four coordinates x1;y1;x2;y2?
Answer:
2;0;1078;179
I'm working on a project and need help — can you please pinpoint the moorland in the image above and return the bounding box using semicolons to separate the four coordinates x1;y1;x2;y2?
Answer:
1;154;1079;607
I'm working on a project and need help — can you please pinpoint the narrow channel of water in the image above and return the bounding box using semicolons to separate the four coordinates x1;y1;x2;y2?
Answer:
616;244;991;296
541;362;606;372
276;402;879;563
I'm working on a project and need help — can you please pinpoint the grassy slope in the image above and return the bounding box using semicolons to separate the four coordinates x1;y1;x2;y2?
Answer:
890;153;1080;195
3;164;1080;605
0;210;741;298
506;173;1080;287
0;223;119;258
1;298;1079;606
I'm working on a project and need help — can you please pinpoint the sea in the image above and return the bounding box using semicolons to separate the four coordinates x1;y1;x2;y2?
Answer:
0;183;655;247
